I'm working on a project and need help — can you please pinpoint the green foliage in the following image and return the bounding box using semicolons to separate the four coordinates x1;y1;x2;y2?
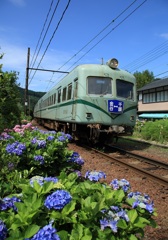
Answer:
134;70;154;90
0;54;21;132
134;119;168;144
18;87;45;116
0;124;157;239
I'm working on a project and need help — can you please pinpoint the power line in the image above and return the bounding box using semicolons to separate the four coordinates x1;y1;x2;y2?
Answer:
29;0;61;81
56;0;147;76
29;0;54;71
56;0;139;71
48;0;147;89
29;0;71;86
122;40;168;72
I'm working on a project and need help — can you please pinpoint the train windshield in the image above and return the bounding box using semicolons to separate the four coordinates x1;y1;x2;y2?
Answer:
116;79;134;99
87;77;112;95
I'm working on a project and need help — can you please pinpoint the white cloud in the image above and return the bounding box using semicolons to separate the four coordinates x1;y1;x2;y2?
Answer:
8;0;26;7
160;33;168;40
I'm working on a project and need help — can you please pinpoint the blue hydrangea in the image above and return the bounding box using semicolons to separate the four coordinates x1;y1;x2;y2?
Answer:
85;170;106;181
6;141;26;156
57;135;66;142
127;191;154;213
110;179;131;192
26;222;60;240
43;177;58;184
65;133;73;141
30;176;58;187
44;190;72;210
0;196;21;212
74;170;82;177
34;155;45;164
0;220;8;240
31;138;46;149
68;152;84;165
100;206;129;233
47;135;55;141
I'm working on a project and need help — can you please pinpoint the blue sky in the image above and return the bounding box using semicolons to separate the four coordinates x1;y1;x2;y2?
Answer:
1;0;168;92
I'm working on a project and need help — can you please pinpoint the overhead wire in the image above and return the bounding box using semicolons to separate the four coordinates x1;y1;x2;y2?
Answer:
29;0;71;86
65;0;147;72
56;0;139;71
29;0;61;83
47;0;147;90
29;0;54;75
122;40;168;72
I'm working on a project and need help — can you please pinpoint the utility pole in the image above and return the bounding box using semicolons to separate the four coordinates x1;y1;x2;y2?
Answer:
25;47;30;115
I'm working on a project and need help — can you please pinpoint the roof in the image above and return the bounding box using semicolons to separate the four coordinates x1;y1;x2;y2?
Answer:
137;78;168;92
139;113;168;119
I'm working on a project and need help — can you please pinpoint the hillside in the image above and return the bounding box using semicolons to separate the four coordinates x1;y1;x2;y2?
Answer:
18;87;46;114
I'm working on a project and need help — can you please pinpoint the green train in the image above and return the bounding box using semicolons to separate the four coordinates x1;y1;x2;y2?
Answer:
34;58;137;144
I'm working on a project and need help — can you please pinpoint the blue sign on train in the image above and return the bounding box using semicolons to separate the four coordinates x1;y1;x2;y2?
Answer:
108;100;124;114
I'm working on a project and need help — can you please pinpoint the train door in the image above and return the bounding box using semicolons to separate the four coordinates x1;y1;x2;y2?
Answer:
72;79;78;120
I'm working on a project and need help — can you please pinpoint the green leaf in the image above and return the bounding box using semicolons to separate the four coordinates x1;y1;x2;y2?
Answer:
62;200;76;215
127;209;138;223
24;225;40;238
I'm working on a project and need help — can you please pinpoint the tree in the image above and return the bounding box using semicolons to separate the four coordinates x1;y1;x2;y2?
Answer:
134;70;154;90
0;53;22;132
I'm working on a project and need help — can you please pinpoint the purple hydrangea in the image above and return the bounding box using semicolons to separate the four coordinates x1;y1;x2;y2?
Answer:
34;155;45;164
26;222;60;240
127;191;154;213
44;190;72;210
0;220;8;240
0;196;21;212
110;179;131;192
85;170;106;181
6;141;26;156
100;206;129;233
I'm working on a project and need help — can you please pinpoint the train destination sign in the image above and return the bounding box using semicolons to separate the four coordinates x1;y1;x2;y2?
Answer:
108;100;124;114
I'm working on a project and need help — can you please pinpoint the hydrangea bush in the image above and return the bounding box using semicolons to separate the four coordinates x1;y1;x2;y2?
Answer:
0;123;157;239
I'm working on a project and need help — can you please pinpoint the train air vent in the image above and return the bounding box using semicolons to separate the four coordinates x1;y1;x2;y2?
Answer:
130;115;135;121
86;113;92;119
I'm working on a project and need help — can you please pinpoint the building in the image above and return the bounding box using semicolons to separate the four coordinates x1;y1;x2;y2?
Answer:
137;78;168;119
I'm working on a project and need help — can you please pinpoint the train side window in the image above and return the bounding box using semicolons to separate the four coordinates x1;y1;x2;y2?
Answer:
54;93;56;104
58;89;61;103
67;84;72;100
116;79;134;99
74;80;78;98
87;77;112;95
62;87;67;101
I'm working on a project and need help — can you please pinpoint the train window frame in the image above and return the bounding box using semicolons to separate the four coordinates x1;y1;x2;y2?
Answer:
74;79;78;98
57;88;61;103
116;79;134;100
62;87;67;102
87;76;112;95
67;83;72;100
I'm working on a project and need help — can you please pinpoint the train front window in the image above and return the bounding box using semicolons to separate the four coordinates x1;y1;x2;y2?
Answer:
88;77;112;95
116;79;134;100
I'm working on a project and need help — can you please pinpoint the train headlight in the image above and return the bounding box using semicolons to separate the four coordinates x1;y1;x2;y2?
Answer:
107;58;119;69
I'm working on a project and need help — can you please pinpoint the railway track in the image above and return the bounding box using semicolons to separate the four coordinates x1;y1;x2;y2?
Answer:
84;144;168;187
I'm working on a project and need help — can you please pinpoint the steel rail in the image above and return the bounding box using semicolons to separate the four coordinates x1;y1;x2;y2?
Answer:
88;146;168;187
106;145;168;169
